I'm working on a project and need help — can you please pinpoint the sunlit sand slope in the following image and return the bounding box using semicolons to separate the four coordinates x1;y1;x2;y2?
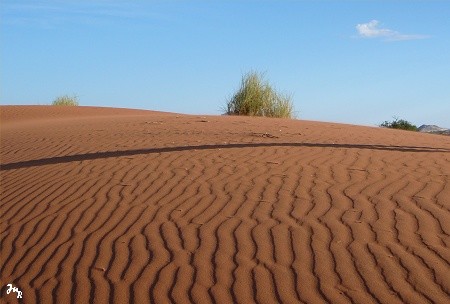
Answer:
1;106;449;303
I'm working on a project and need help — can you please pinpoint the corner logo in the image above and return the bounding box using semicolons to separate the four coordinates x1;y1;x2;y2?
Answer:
6;284;23;299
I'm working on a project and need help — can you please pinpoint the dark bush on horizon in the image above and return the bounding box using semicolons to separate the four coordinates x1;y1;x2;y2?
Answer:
380;117;418;131
224;71;295;118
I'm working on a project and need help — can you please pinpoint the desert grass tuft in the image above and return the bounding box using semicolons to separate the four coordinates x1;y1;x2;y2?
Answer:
225;71;294;118
52;95;79;106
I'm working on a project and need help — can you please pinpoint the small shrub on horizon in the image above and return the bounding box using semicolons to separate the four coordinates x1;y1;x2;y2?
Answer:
224;71;295;118
380;117;418;131
52;95;79;106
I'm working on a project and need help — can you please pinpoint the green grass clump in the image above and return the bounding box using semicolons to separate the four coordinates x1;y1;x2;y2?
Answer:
380;117;418;131
225;71;294;118
52;95;79;106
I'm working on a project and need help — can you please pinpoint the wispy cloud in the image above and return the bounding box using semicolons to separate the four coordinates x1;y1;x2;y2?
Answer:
356;20;429;41
1;0;168;29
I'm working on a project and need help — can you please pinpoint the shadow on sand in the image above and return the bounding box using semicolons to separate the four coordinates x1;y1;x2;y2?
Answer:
2;142;449;170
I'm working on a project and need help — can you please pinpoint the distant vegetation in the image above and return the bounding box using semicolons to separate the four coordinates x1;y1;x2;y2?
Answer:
380;117;418;131
52;95;79;106
225;71;295;118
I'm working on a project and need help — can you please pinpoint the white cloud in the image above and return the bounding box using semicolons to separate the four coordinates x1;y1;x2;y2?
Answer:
356;20;429;41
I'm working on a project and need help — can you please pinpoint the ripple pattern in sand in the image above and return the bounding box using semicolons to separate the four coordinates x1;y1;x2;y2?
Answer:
2;106;450;304
2;143;449;304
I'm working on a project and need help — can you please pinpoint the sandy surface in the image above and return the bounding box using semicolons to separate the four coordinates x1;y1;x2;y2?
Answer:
1;105;449;303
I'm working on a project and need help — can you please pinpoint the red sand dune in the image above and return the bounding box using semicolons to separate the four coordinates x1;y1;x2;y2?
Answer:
1;105;449;303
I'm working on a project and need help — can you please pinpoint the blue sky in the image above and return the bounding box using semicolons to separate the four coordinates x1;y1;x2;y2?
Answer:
1;1;449;127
